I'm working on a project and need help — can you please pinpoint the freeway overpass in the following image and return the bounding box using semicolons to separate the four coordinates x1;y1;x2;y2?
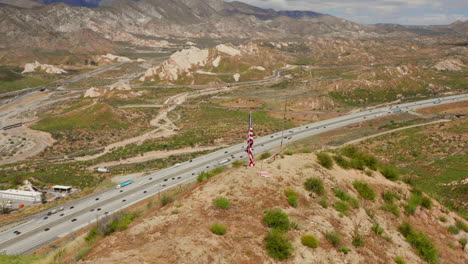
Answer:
0;93;466;255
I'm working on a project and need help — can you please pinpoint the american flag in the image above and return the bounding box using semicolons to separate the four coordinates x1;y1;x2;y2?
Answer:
246;112;255;167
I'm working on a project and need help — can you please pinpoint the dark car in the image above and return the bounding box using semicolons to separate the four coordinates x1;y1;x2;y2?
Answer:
44;228;50;231
13;230;19;234
71;219;77;222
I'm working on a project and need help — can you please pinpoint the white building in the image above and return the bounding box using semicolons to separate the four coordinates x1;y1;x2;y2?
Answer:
0;189;41;202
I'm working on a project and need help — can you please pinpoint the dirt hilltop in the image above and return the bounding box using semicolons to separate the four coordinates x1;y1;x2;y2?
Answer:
80;153;467;264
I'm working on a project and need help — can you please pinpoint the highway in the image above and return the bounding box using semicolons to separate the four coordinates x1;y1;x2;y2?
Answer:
0;93;466;255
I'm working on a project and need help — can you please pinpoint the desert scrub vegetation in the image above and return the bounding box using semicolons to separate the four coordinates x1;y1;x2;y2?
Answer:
304;177;325;196
210;223;227;235
352;181;376;201
263;208;290;232
260;152;272;160
284;189;298;207
379;164;400;180
352;233;365;247
85;211;141;242
333;188;359;208
394;256;407;264
316;152;333;169
197;167;225;182
372;223;384;236
404;190;432;215
381;190;401;217
160;194;174;206
213;197;231;209
75;247;92;261
265;230;293;260
398;222;438;264
0;254;42;264
325;230;342;247
333;200;350;215
301;234;319;248
339;145;378;171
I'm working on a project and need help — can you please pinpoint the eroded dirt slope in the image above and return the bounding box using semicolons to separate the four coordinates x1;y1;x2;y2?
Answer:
80;153;467;264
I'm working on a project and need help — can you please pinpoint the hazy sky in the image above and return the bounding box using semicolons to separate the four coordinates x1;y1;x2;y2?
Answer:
226;0;468;25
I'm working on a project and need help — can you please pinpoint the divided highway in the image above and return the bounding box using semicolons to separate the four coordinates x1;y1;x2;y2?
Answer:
0;93;466;255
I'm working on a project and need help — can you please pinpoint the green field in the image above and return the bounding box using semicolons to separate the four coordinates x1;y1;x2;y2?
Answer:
0;66;60;94
31;103;130;132
359;119;468;218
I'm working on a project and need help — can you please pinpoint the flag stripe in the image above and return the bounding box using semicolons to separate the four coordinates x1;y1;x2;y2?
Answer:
246;113;255;167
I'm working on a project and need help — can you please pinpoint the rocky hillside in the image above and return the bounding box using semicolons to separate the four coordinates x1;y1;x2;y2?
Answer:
75;151;467;264
139;42;283;84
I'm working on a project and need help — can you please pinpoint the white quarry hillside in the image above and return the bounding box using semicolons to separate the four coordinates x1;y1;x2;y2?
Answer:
433;58;466;71
140;43;262;83
96;53;132;64
22;61;67;74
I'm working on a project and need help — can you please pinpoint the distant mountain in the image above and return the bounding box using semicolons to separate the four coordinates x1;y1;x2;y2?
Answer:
0;0;466;61
0;0;43;8
29;0;140;7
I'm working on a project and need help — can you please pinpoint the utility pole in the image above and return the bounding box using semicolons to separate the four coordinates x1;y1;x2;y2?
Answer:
279;96;288;154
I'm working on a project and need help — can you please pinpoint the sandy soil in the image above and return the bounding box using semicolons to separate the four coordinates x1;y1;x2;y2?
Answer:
81;153;467;264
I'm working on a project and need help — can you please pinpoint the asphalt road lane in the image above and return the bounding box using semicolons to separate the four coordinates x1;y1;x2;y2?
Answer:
0;93;466;255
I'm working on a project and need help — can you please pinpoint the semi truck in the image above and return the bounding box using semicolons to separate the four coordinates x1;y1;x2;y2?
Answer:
116;180;133;189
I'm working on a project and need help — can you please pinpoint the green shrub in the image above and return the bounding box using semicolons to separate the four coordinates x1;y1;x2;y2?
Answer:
161;194;174;206
290;221;300;230
284;189;298;207
232;160;243;168
284;189;296;197
318;199;328;208
447;225;460;235
316;152;333;169
382;190;401;203
333;155;350;169
421;196;432;209
350;158;365;170
197;167;226;182
210;223;227;235
381;203;401;217
334;188;359;208
340;247;350;254
286;195;298;207
304;177;325;196
84;227;99;243
263;208;290;232
326;231;341;247
398;222;438;264
405;191;423;215
301;234;319;248
333;200;350;215
459;238;467;247
352;181;376;200
341;145;359;158
352;234;365;247
455;219;468;232
394;256;407;264
260;152;272;160
372;223;384;236
75;247;92;261
213;197;231;209
265;230;293;260
334;189;349;201
379;164;399;180
438;216;447;222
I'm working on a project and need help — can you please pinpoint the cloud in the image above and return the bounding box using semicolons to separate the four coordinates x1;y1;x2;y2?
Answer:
225;0;468;25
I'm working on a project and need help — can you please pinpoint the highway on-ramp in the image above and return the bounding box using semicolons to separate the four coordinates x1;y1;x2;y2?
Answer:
0;93;466;255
